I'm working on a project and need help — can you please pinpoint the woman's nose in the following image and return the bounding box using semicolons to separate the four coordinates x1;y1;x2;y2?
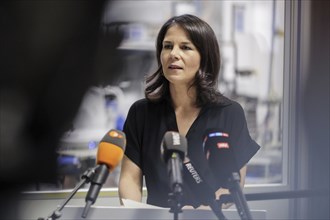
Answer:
170;47;180;59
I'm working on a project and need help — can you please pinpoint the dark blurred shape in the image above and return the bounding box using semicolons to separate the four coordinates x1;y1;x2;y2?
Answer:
95;22;127;86
302;1;329;219
0;1;123;219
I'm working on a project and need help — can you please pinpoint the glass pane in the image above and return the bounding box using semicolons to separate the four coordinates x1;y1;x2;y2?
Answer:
217;0;285;185
29;0;285;191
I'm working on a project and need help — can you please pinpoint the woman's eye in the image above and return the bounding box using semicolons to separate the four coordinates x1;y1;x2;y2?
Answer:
163;44;172;49
182;45;192;50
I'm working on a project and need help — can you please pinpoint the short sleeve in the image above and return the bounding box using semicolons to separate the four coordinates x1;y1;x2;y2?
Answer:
227;102;261;169
122;100;145;168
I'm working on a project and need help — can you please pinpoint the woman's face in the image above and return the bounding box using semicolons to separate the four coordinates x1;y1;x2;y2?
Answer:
160;24;201;86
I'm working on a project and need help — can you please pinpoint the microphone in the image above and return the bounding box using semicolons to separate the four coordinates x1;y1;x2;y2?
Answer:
183;157;216;205
161;131;187;212
82;129;126;218
183;157;227;220
203;128;239;188
203;128;252;220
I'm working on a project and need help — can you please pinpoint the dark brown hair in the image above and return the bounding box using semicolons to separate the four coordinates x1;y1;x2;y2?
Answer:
145;14;224;106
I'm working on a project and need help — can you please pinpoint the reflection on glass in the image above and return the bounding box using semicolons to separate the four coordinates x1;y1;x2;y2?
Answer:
31;0;285;191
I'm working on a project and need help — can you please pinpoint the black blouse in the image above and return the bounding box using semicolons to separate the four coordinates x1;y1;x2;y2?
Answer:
123;97;260;207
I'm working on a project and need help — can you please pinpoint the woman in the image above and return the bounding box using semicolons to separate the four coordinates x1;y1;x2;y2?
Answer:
118;14;260;209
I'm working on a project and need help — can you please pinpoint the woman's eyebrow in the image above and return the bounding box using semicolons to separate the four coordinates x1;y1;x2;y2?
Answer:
163;40;193;45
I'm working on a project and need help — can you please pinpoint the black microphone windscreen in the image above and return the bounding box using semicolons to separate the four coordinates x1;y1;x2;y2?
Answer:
161;131;187;162
203;128;240;188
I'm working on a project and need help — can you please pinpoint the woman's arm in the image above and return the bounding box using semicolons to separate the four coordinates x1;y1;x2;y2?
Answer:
239;164;247;188
118;155;143;205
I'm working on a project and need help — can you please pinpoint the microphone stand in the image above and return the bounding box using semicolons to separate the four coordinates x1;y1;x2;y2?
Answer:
209;199;227;220
222;172;253;220
38;167;96;220
168;184;183;220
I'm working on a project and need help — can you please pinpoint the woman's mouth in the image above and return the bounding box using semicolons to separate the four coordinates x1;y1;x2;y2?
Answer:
168;64;183;69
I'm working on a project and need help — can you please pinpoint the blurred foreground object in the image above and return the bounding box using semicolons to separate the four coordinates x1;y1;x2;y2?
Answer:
0;1;123;218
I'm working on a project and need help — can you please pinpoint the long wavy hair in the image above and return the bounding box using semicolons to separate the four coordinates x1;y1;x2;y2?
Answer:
145;14;225;107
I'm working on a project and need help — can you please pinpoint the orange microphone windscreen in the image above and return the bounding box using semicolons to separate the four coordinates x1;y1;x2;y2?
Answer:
96;129;126;171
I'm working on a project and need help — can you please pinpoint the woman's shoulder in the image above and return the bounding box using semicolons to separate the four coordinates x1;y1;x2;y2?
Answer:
211;96;245;116
224;99;244;111
130;98;165;111
212;96;242;109
131;98;148;106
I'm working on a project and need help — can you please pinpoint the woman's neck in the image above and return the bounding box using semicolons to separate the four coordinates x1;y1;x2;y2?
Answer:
169;84;201;137
169;84;197;110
